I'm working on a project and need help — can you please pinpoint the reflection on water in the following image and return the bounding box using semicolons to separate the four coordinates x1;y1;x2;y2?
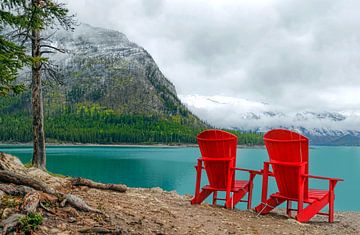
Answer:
0;145;358;211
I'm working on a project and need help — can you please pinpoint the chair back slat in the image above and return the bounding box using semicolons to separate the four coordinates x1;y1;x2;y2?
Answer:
264;129;309;198
197;130;237;188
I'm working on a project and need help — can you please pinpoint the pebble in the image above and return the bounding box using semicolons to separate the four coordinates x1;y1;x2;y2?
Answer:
57;232;71;235
68;217;77;223
39;225;49;232
57;223;68;230
49;228;60;233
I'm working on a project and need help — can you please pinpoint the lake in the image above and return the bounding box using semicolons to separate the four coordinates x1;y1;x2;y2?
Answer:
0;145;358;212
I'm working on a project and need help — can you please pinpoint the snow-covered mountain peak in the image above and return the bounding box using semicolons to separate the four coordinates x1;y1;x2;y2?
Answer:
180;94;360;145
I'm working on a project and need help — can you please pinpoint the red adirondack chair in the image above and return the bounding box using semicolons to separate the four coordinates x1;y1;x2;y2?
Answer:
191;129;258;209
254;129;343;222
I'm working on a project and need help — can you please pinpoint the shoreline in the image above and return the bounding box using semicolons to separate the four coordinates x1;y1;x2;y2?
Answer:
0;142;264;148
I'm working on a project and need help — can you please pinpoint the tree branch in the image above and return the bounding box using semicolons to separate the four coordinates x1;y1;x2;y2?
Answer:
40;50;56;55
40;44;67;53
40;29;58;41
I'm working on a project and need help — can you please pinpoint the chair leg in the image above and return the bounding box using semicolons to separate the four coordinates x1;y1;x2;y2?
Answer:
254;196;285;215
286;201;292;218
329;197;334;223
191;189;212;205
212;191;218;206
247;180;254;210
230;190;247;209
296;194;329;223
329;181;336;222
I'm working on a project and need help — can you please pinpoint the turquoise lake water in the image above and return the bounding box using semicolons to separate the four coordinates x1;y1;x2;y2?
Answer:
0;145;358;211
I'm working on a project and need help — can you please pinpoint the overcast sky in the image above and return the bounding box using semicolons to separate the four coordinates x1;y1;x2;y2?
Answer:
62;0;360;130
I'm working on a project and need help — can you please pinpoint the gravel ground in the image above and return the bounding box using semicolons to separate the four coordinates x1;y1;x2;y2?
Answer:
37;187;359;234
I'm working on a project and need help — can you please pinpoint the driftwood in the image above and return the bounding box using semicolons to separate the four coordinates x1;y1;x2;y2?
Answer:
0;189;5;199
21;192;41;214
0;170;57;195
70;177;127;193
61;194;102;214
78;227;121;234
0;183;34;196
0;153;129;233
0;170;103;215
0;213;25;234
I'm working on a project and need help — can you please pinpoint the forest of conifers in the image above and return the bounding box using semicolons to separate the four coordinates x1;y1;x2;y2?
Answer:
0;94;263;145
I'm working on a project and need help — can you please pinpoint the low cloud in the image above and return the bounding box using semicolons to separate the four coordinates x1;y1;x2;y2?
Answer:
63;0;360;125
180;95;360;132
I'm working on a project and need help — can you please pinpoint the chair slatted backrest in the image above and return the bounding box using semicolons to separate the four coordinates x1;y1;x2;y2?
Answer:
264;129;309;199
197;130;238;189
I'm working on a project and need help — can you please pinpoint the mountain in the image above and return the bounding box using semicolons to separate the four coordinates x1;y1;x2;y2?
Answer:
0;24;209;144
0;24;263;145
181;95;360;146
51;24;190;116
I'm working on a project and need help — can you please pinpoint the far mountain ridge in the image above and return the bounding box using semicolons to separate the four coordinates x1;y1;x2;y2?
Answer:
181;95;360;146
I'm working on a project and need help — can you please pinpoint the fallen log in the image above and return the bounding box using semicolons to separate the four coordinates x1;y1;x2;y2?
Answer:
0;213;25;234
0;170;57;196
61;194;102;214
0;183;34;196
0;170;103;214
70;178;127;193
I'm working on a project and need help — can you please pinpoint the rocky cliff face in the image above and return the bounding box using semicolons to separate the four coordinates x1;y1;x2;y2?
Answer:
45;24;188;116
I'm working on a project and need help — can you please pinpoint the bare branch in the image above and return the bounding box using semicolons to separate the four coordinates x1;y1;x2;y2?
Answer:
42;61;65;85
40;44;67;53
40;50;56;55
40;29;58;41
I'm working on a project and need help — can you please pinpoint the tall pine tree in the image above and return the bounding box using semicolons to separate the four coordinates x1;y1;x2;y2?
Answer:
1;0;75;169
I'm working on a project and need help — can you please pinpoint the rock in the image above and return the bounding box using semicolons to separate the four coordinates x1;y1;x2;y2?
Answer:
39;225;49;233
57;232;71;235
68;217;77;223
1;208;15;219
57;223;68;230
63;207;80;217
49;228;61;233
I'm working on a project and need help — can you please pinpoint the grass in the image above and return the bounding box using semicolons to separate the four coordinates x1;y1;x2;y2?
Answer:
23;162;32;168
19;212;43;234
46;170;67;178
1;195;21;208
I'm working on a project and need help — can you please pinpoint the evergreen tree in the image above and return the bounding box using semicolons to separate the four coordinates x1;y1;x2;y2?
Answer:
0;0;28;95
1;0;75;169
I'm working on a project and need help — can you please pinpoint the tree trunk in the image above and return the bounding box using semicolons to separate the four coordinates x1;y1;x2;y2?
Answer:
31;15;46;170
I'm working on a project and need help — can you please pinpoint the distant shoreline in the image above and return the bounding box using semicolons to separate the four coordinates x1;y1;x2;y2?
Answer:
0;142;264;148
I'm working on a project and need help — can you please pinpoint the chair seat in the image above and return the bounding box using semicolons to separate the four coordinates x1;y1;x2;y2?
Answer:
271;189;329;203
203;180;249;192
308;189;328;201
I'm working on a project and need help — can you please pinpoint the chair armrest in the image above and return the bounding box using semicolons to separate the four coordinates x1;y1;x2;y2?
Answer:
232;167;262;175
198;157;232;162
259;169;275;176
268;161;307;167
301;174;343;182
